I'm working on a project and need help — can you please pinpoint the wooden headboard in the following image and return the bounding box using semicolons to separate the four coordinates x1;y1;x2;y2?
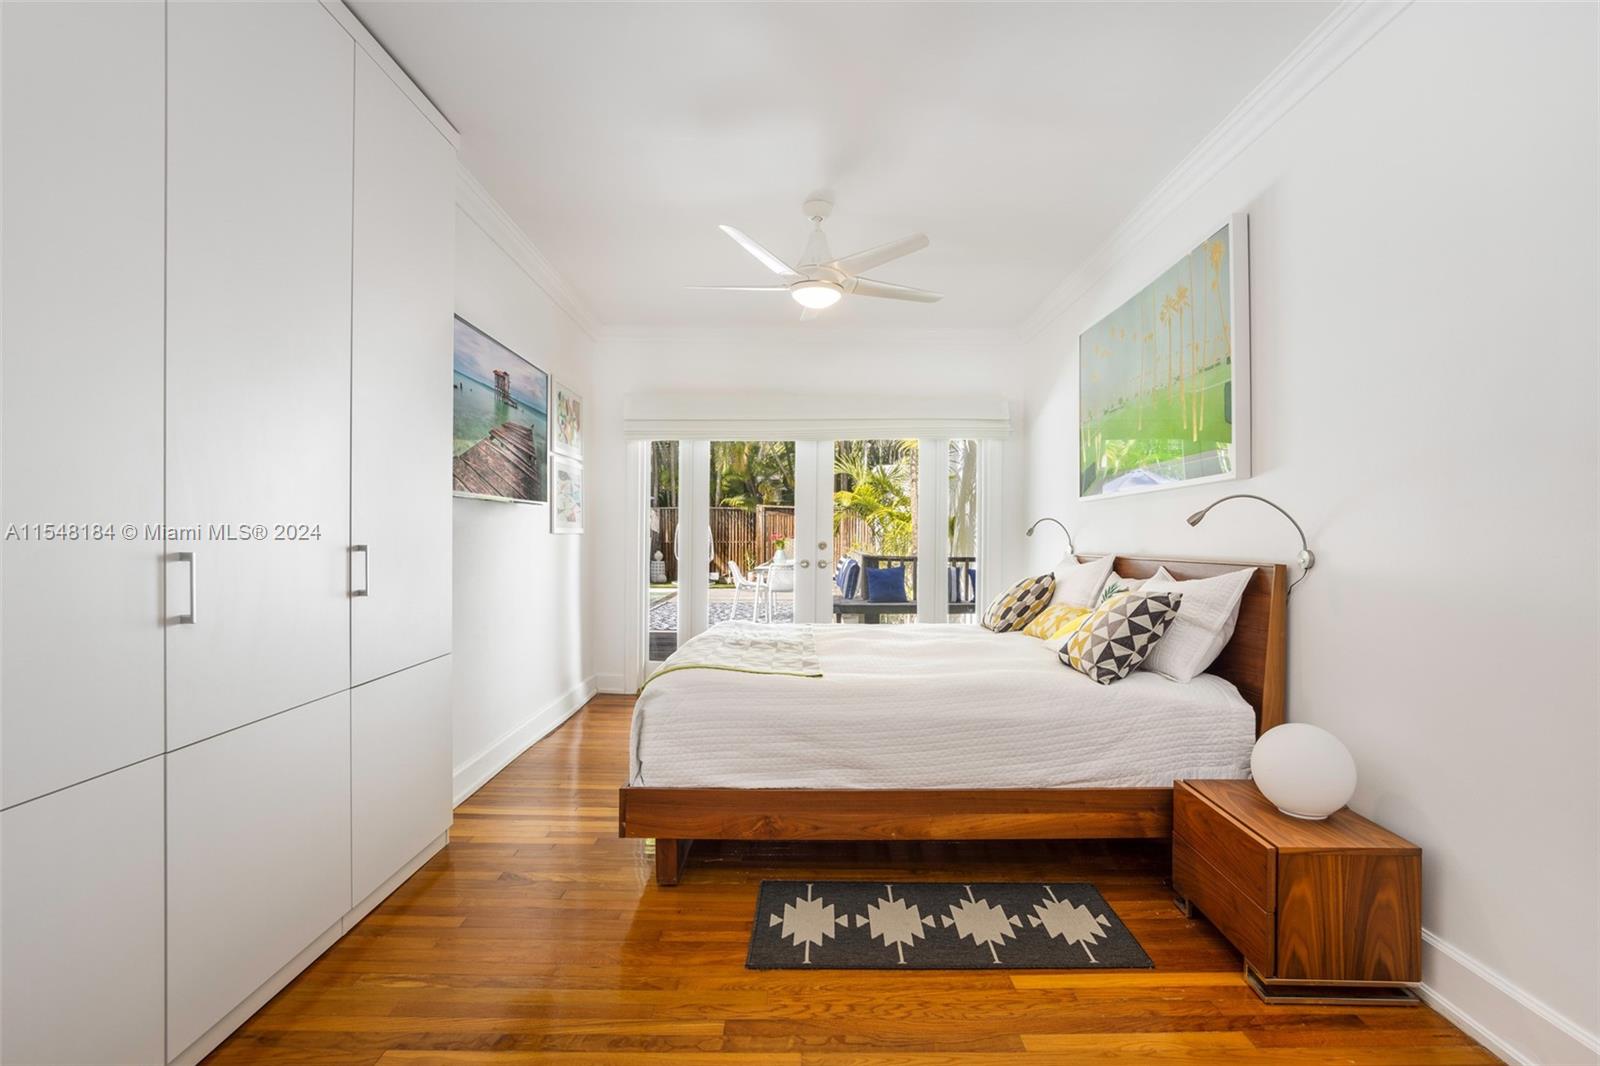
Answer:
1079;554;1288;736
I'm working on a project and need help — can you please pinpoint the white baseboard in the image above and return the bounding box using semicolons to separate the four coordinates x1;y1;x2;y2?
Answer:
593;671;630;694
168;832;452;1065
1419;928;1599;1065
344;830;449;932
452;675;596;806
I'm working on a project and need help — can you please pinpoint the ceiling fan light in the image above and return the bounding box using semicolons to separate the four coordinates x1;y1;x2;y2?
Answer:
790;280;842;310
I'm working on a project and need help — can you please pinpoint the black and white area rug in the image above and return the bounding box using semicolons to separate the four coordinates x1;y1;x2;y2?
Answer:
746;881;1152;970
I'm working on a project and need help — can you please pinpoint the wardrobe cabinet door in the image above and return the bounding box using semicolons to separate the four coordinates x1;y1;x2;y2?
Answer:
1;759;165;1066
0;0;165;806
166;692;351;1059
352;655;453;905
351;50;456;685
165;1;354;748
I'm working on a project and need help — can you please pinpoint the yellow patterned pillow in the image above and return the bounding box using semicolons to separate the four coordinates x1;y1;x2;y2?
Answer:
1023;604;1091;641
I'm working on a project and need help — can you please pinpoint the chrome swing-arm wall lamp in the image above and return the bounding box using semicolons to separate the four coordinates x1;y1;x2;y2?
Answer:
1186;493;1315;590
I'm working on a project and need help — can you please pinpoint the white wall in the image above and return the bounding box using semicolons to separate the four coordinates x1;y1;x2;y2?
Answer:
1020;4;1598;1061
584;328;1030;690
451;184;598;803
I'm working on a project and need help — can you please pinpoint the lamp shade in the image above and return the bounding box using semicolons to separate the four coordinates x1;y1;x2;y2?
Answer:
1250;723;1356;820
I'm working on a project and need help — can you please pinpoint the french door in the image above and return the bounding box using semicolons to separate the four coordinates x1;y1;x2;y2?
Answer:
642;437;987;671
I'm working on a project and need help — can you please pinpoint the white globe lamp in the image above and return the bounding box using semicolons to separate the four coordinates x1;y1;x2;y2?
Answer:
1250;724;1357;820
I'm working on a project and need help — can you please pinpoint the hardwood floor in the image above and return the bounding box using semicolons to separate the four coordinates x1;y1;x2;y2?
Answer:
205;694;1495;1065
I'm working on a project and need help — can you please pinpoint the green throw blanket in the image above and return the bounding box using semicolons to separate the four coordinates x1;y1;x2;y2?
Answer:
641;622;822;692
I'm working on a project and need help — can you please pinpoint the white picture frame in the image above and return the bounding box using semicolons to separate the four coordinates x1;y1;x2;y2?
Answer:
1077;212;1250;501
551;379;583;460
550;453;583;534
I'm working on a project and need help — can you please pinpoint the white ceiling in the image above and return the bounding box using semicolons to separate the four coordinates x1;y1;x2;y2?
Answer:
352;1;1334;330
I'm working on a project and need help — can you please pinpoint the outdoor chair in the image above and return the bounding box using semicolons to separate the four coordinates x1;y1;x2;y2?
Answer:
727;560;767;623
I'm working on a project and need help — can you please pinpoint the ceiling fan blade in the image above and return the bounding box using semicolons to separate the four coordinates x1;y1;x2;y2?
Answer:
828;233;929;276
848;277;942;303
719;225;803;280
685;285;790;292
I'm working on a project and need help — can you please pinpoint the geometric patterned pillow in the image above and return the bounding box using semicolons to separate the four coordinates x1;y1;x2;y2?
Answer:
1057;591;1183;684
981;574;1057;633
1022;603;1092;641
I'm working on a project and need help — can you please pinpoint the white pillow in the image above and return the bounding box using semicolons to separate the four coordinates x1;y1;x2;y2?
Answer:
1095;573;1147;604
1049;553;1117;609
1137;566;1254;682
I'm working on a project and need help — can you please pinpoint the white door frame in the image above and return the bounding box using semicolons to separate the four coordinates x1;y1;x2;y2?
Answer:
792;440;832;624
627;435;1004;690
677;440;712;648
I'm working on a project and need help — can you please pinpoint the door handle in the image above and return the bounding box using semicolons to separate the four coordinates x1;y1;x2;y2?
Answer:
351;545;370;597
174;551;197;624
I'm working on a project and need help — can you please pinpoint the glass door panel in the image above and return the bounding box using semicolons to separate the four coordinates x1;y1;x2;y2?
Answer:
832;439;920;624
646;440;680;664
948;439;980;623
710;440;797;625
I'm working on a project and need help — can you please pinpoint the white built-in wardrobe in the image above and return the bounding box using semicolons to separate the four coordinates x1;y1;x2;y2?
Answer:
1;3;455;1063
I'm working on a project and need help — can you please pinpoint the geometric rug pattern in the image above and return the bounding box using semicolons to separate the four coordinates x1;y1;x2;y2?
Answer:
746;881;1153;970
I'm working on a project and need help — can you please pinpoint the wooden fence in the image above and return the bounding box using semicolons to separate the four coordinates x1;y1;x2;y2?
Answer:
650;506;876;582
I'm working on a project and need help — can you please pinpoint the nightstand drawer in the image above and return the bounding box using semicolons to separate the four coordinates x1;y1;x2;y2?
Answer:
1174;834;1274;975
1175;781;1274;912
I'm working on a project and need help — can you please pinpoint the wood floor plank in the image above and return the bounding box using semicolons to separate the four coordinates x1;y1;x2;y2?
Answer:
203;695;1496;1064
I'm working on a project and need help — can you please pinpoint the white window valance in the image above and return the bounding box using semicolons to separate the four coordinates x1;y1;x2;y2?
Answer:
622;392;1011;441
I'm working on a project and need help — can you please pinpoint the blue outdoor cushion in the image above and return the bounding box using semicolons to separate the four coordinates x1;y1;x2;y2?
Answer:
835;558;861;600
864;565;908;603
948;565;978;604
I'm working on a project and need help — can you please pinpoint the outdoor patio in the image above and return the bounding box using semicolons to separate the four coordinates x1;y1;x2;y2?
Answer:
649;586;796;632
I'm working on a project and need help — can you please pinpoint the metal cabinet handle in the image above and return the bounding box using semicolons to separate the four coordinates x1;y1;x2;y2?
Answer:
351;545;370;597
818;541;828;551
175;551;197;624
818;558;829;568
799;559;811;569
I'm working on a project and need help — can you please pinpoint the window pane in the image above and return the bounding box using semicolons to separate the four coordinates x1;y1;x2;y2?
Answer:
711;441;796;624
647;440;679;661
832;439;919;624
948;439;979;623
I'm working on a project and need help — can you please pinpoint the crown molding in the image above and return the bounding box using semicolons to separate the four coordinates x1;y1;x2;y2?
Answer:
455;162;600;341
1018;0;1412;341
321;0;461;149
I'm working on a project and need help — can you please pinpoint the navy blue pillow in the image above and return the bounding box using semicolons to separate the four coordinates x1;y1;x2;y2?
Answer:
864;565;908;603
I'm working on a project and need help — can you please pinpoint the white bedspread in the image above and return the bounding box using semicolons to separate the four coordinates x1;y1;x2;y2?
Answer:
629;623;1255;789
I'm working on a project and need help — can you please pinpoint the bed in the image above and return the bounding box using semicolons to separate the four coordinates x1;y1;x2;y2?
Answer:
620;555;1288;885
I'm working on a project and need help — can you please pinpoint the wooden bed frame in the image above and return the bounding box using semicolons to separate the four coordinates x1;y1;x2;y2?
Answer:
620;555;1289;885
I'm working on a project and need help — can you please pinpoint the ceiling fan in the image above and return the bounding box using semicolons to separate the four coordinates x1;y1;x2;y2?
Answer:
690;196;941;318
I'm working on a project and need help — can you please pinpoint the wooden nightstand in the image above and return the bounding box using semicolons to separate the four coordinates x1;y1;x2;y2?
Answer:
1172;779;1422;1005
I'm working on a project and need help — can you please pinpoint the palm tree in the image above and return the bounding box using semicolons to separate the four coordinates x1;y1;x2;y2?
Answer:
712;440;795;509
834;440;917;556
1173;284;1192;430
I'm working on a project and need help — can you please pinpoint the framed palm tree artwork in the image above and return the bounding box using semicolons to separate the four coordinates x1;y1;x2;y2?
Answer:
1078;214;1250;500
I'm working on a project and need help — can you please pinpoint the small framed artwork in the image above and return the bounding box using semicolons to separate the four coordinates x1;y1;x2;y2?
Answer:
1078;213;1250;500
552;380;583;459
551;454;583;534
